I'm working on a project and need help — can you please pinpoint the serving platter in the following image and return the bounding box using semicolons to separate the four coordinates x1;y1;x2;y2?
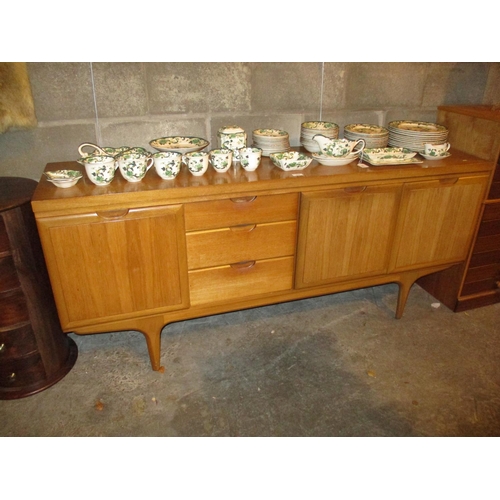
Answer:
361;156;424;166
150;136;209;153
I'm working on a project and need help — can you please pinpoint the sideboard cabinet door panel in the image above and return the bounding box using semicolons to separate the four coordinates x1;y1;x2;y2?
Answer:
295;184;401;288
390;176;488;272
36;205;189;328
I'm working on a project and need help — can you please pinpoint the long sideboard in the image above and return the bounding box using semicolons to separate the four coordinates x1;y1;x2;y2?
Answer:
31;148;494;371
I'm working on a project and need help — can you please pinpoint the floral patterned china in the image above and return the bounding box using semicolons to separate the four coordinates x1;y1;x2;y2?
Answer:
419;152;452;161
362;147;417;162
313;135;365;158
239;147;262;171
388;121;449;152
301;122;339;153
312;151;360;166
270;151;312;171
152;151;182;180
344;124;389;148
209;149;233;172
116;152;154;182
77;154;117;186
149;136;209;154
184;151;209;176
78;143;130;158
252;129;290;156
44;170;83;188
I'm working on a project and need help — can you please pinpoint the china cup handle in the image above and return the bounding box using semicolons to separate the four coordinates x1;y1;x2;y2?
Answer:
78;142;106;157
146;157;154;170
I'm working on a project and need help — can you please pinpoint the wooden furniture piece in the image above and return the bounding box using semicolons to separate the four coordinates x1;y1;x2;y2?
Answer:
31;149;493;371
0;177;77;399
418;105;500;311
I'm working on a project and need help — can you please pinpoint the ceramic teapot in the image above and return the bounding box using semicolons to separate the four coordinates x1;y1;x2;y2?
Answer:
313;135;365;157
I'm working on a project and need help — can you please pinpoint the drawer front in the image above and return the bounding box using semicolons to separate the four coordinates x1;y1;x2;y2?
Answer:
473;234;500;254
0;324;38;358
469;249;500;268
186;221;296;270
482;202;500;221
0;216;9;255
487;164;500;200
0;352;45;388
188;256;294;306
0;290;29;328
0;256;20;293
461;277;500;296
184;193;298;231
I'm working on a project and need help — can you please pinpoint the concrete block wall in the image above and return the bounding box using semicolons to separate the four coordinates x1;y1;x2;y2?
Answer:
1;62;499;180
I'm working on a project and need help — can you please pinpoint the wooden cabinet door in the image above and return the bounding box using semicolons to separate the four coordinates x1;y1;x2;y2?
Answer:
295;184;401;288
36;205;189;329
390;175;488;272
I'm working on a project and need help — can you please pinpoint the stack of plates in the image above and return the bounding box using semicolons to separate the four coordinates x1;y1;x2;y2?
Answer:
388;120;449;153
252;129;290;156
300;121;339;153
344;124;389;148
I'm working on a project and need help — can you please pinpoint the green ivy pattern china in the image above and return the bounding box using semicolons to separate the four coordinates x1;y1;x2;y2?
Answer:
152;152;182;179
270;151;312;171
150;136;209;154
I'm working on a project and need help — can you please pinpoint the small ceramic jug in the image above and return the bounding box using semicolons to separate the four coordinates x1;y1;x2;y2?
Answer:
209;149;233;173
239;147;262;171
77;154;117;186
152;151;182;180
115;151;153;182
184;151;209;176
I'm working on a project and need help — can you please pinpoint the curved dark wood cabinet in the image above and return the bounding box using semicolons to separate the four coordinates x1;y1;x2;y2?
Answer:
0;177;77;399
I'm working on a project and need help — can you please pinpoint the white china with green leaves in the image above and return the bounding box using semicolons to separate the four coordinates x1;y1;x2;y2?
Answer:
424;142;451;156
217;126;247;160
239;147;262;171
209;149;233;172
363;147;417;162
152;152;182;180
313;135;365;158
150;136;209;154
78;142;130;158
116;152;154;182
44;169;83;188
184;151;209;176
77;154;117;186
312;152;359;166
270;151;312;171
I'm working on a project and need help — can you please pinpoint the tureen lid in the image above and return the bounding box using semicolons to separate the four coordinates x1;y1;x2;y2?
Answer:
218;125;245;134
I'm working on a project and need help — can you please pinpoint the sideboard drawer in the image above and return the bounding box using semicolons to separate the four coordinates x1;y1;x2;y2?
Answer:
184;193;298;231
188;256;294;306
186;220;296;270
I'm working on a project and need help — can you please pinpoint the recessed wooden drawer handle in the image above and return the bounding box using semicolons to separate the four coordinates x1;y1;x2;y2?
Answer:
230;260;256;270
96;209;130;219
440;177;459;185
230;196;257;203
230;224;256;233
343;186;367;194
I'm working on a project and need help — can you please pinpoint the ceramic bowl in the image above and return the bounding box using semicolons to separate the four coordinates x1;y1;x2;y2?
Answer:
150;136;209;154
270;151;313;171
312;152;359;166
44;170;83;188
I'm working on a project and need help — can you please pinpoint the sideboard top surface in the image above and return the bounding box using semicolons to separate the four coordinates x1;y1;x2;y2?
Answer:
31;148;493;215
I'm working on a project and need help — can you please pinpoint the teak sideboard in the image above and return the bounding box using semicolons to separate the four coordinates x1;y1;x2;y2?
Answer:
31;149;494;371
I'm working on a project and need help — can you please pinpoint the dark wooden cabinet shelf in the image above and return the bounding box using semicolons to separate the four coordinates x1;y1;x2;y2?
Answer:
418;105;500;311
0;177;77;399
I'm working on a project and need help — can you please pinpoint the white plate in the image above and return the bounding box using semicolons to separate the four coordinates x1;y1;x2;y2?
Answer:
44;169;83;188
419;152;451;160
150;136;209;153
362;156;424;166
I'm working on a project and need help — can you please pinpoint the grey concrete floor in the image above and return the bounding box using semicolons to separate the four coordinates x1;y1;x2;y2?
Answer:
1;283;499;437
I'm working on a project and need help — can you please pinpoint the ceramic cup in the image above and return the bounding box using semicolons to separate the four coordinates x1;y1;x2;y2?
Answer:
77;154;117;186
424;143;451;156
116;152;153;182
152;151;182;180
209;148;233;173
184;151;209;176
239;147;262;171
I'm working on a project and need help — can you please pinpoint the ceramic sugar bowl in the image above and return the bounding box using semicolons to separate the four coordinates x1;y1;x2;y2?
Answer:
217;126;247;160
